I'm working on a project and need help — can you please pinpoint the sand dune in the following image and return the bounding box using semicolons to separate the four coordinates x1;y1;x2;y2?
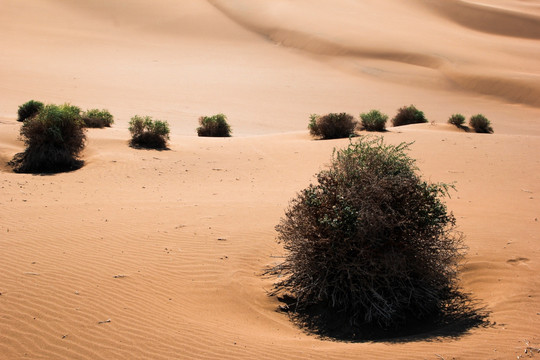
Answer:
1;1;540;359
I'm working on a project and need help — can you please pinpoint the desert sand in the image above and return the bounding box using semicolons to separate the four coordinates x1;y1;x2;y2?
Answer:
1;0;540;359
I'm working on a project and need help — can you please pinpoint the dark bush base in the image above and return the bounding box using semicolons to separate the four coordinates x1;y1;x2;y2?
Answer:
82;118;112;128
9;152;84;174
130;133;168;150
276;293;489;342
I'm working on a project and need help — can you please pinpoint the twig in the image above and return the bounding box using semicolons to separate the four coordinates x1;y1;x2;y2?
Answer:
98;319;111;324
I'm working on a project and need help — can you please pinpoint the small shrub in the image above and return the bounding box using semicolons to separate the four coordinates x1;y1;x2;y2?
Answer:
391;105;428;127
10;103;86;173
267;137;469;338
197;114;231;137
448;114;466;128
360;110;388;132
129;115;170;149
82;109;114;128
469;114;493;133
17;100;44;122
308;113;357;139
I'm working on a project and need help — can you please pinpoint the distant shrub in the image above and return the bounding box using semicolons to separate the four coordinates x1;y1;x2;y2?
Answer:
17;100;44;122
82;109;114;128
308;113;357;139
469;114;493;133
448;114;466;128
391;105;428;127
129;115;170;149
10;103;86;173
197;114;231;137
360;110;388;132
267;137;468;339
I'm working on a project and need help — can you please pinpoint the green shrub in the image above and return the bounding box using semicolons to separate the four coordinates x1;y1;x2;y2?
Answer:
197;114;231;137
10;103;86;173
448;114;466;128
469;114;493;133
360;110;388;132
308;113;357;139
129;115;170;149
17;100;44;122
82;109;114;128
391;105;428;127
267;137;468;338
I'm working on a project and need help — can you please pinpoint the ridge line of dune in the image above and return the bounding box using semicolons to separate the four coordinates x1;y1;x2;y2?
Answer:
418;0;540;39
207;0;540;108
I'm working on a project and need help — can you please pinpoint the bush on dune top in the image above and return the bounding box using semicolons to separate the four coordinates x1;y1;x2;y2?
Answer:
197;114;232;137
469;114;493;133
17;100;44;122
129;115;170;149
82;109;114;128
391;105;428;127
308;113;357;139
360;110;388;132
10;103;86;173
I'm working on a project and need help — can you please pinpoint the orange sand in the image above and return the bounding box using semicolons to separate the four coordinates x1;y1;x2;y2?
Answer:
1;1;539;359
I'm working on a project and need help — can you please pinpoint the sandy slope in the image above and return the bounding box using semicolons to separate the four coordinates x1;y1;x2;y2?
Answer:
1;1;540;359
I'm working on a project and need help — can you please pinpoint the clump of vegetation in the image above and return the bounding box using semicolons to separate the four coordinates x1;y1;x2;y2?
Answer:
129;115;170;149
17;100;44;122
267;137;472;339
391;105;428;127
360;110;388;132
308;113;357;139
196;114;232;137
10;103;86;173
448;114;466;128
82;109;114;128
469;114;493;133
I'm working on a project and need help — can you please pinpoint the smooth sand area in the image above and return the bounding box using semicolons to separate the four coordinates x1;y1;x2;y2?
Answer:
1;1;539;359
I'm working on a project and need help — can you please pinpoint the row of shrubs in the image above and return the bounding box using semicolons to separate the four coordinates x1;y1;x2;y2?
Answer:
11;100;234;173
309;105;494;139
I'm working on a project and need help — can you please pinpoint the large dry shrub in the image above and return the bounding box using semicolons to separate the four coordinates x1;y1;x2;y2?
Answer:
10;103;86;173
268;137;469;338
308;113;357;139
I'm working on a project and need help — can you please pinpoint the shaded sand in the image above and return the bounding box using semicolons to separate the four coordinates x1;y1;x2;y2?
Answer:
1;1;540;359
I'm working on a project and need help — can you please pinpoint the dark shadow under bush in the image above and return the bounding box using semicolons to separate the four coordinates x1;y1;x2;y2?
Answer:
129;115;170;149
82;109;114;128
308;113;357;139
10;103;86;173
391;105;428;127
266;137;487;341
197;114;231;137
17;100;44;122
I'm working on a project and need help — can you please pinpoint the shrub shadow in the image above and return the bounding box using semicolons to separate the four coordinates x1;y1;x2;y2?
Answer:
275;292;490;343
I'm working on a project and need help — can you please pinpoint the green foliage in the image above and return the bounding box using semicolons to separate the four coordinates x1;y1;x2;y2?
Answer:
391;105;428;127
17;100;44;122
10;103;86;173
360;110;388;132
448;114;466;128
268;137;467;338
469;114;493;133
128;115;170;149
197;114;232;137
82;109;114;128
308;113;357;139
